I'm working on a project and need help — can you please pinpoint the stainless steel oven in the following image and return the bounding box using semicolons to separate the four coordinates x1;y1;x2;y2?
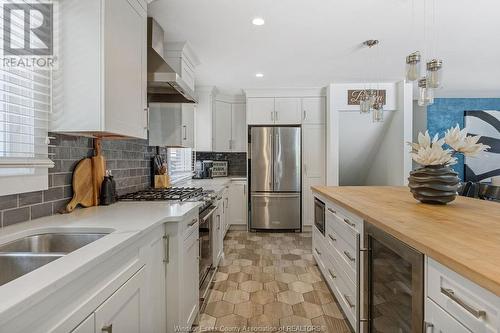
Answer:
199;204;216;310
361;223;424;332
314;198;325;235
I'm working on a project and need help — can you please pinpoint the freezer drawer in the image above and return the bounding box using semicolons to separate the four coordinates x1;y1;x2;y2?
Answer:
250;193;301;230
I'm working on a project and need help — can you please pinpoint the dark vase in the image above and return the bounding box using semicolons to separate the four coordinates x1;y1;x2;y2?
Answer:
408;165;460;204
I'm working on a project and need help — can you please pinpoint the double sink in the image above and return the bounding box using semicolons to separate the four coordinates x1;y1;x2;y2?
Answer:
0;232;109;286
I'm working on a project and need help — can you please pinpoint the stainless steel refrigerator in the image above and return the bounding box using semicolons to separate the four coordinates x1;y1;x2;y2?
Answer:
249;126;301;230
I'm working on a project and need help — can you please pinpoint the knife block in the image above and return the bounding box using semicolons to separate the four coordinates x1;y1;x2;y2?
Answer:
154;175;170;189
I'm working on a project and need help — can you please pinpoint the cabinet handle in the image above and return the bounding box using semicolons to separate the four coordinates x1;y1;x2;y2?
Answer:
163;234;170;263
183;125;187;140
271;111;274;121
315;248;321;256
344;250;355;262
101;325;113;333
424;322;434;333
328;269;336;279
327;208;337;214
188;218;198;227
343;218;356;228
303;110;307;120
328;234;336;242
344;294;355;308
144;107;149;130
275;111;279;121
229;140;232;150
440;287;486;319
243;184;246;195
304;164;307;176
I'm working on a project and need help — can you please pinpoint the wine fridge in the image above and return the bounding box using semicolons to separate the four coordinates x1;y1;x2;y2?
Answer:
361;223;424;332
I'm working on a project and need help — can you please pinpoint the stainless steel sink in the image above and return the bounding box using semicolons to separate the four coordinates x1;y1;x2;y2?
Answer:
0;233;108;253
0;233;109;286
0;253;63;286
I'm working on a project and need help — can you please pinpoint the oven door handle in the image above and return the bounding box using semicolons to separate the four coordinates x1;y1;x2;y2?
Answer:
201;206;217;222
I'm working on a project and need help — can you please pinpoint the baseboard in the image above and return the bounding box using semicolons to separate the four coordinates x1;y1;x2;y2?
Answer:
302;225;312;232
229;224;248;231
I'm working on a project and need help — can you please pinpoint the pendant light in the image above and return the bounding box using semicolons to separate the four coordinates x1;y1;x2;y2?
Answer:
418;77;434;106
426;59;443;88
360;93;371;114
406;51;421;81
372;101;384;122
360;40;380;114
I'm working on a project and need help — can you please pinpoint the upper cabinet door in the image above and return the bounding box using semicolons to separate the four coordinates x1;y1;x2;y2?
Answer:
214;101;232;152
104;0;147;138
231;103;247;152
303;125;326;178
302;97;326;124
95;267;145;333
275;98;302;125
181;104;195;149
247;98;275;125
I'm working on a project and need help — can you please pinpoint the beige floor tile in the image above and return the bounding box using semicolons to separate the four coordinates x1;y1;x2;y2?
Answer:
227;272;251;283
303;290;334;305
289;281;314;293
311;315;351;332
212;280;238;292
322;302;345;319
240;280;263;293
241;265;262;275
312;281;330;292
234;301;263;319
263;301;294;319
219;265;242;274
264;280;289;294
298;272;322;284
251;272;274;283
223;289;250;304
213;272;229;282
283;265;308;275
292;301;324;319
199;313;216;328
263;266;283;274
282;253;302;261
275;272;299;284
204;300;234;318
277;290;305;305
279;315;312;327
250;289;275;305
207;290;224;303
232;258;253;266
216;314;247;327
247;314;279;328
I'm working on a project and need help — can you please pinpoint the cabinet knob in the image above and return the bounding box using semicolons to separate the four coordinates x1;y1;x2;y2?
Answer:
102;325;113;333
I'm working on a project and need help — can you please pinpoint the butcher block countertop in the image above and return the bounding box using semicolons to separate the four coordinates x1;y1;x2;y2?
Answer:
312;186;500;297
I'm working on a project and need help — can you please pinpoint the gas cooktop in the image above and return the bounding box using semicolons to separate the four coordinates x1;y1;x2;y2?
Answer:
118;187;203;202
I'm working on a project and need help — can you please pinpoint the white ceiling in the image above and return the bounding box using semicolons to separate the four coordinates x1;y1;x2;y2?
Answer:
149;0;500;97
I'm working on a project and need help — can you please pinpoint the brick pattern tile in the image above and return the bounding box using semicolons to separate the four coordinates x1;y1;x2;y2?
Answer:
199;231;351;332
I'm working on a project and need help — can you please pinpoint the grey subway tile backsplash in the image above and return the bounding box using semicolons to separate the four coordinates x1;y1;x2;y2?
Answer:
195;152;247;176
0;133;163;227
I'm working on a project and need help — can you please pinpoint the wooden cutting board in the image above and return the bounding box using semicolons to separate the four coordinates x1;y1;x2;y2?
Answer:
66;158;94;213
91;138;106;206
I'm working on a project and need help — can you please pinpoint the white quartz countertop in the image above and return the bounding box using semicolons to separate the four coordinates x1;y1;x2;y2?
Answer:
0;200;200;320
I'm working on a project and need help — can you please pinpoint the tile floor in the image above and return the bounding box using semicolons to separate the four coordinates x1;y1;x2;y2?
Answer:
198;231;352;332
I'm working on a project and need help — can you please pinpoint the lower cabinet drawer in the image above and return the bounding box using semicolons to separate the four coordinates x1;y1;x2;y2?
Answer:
325;222;357;284
427;258;499;333
426;298;472;333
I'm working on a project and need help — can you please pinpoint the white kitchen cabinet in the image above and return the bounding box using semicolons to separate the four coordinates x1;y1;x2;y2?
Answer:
195;88;216;151
425;298;471;333
275;98;302;124
247;98;275;125
149;103;195;148
228;181;247;226
302;97;326;124
95;267;146;333
52;0;147;139
214;101;232;152
213;196;224;265
181;227;200;328
303;177;323;227
303;125;326;178
223;187;230;236
71;315;94;333
214;101;247;152
231;103;247;152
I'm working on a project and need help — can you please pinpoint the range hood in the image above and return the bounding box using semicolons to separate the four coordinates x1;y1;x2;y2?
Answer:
147;18;197;104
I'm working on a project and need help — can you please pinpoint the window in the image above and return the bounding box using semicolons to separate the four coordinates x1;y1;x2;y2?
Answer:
0;1;54;195
167;148;193;183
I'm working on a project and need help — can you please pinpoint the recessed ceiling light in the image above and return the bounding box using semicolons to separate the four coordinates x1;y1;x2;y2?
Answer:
252;17;265;26
255;73;264;78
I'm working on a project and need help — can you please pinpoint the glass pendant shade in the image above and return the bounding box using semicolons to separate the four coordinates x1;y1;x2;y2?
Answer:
418;78;434;106
426;59;443;88
405;52;421;81
372;103;384;122
368;90;377;108
359;91;371;113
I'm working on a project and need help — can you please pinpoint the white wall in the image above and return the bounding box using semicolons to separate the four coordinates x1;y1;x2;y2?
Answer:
327;81;413;186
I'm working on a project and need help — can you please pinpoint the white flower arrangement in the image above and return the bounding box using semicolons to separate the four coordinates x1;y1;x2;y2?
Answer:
408;125;490;167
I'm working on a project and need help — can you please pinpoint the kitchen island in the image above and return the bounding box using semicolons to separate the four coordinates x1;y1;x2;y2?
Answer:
312;186;500;332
